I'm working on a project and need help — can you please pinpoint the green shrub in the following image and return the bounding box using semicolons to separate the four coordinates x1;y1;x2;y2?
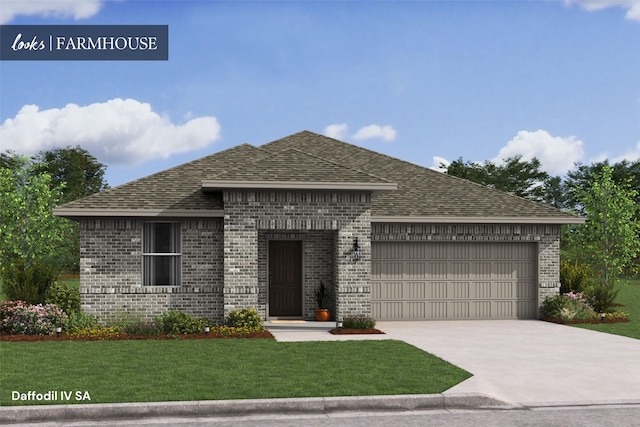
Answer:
159;310;211;335
342;315;376;329
540;293;596;322
559;260;592;294
585;283;620;313
1;258;57;304
104;310;163;336
225;308;263;330
44;281;80;314
63;310;101;334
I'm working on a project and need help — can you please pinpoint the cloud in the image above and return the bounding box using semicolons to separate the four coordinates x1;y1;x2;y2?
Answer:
610;141;640;163
324;123;349;140
353;124;397;142
493;130;584;175
429;156;450;172
565;0;640;21
0;0;103;24
0;98;221;165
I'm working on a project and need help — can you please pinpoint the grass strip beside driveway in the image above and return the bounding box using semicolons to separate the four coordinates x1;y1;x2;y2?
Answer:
0;339;471;406
574;280;640;339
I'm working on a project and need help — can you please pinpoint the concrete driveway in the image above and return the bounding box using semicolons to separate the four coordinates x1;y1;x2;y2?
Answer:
377;320;640;406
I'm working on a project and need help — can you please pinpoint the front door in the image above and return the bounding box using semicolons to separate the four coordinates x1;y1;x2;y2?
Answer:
269;240;303;317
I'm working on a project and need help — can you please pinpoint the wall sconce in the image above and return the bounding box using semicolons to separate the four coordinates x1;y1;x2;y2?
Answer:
352;237;360;261
55;326;62;338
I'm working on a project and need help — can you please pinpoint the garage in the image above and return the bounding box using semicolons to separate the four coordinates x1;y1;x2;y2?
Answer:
371;241;538;320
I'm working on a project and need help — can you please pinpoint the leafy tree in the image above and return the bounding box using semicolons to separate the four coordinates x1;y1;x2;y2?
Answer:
32;146;108;204
444;155;550;202
564;159;640;216
567;166;640;288
0;155;71;276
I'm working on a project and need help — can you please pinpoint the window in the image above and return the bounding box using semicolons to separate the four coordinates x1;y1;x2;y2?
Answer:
142;222;181;286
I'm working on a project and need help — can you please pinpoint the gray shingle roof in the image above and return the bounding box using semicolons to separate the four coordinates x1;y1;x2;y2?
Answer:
209;148;392;184
55;130;581;222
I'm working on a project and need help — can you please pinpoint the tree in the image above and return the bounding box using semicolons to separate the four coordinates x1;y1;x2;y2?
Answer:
567;166;640;287
564;159;640;216
443;155;551;202
32;146;108;204
0;155;69;267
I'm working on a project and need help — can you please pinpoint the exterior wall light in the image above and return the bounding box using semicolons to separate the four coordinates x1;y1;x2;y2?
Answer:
352;237;360;261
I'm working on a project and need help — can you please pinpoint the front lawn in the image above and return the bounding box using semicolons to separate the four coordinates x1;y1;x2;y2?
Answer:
0;339;471;406
573;279;640;339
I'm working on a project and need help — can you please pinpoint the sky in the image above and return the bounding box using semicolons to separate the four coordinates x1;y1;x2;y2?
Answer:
0;0;639;188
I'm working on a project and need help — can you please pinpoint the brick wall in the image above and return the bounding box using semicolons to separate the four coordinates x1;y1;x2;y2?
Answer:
78;218;224;322
223;191;372;320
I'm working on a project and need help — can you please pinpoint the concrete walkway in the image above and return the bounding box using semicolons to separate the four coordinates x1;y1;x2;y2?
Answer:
377;320;640;406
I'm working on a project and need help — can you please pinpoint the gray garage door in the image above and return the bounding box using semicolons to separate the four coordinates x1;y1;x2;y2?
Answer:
372;242;538;320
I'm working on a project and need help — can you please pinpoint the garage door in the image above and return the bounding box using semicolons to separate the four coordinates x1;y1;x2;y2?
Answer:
372;242;538;320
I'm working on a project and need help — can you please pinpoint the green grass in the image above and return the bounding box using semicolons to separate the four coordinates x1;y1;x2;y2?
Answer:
0;339;471;406
573;279;640;339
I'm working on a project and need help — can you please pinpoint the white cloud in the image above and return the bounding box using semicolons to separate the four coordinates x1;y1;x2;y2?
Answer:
353;124;397;142
610;141;640;163
324;123;349;140
0;0;103;24
493;130;584;175
565;0;640;21
0;98;221;165
430;156;450;172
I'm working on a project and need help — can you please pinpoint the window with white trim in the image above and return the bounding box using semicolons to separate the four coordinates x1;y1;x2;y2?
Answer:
142;222;181;286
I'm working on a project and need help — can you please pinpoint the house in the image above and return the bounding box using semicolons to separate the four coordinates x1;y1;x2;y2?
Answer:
53;131;583;322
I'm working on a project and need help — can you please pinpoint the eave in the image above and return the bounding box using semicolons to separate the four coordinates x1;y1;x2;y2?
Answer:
371;216;586;225
201;180;398;195
53;208;225;218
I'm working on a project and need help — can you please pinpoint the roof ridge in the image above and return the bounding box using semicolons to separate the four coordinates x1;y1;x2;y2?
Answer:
278;131;574;217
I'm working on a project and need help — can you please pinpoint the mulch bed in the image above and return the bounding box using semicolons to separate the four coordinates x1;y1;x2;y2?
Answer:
0;331;274;342
542;317;630;325
329;328;385;335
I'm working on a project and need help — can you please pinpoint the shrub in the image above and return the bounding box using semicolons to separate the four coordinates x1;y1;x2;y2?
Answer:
121;319;163;336
342;315;376;329
225;308;263;330
559;260;592;294
62;310;101;334
585;283;620;313
1;258;57;304
540;294;596;322
159;310;211;335
0;300;67;335
44;281;80;314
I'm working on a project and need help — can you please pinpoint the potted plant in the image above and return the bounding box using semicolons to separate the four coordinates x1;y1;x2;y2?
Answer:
314;281;330;321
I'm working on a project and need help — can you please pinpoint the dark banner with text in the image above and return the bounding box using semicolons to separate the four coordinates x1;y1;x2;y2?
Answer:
0;25;168;60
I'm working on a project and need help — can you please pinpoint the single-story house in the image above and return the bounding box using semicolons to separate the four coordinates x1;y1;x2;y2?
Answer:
54;130;583;322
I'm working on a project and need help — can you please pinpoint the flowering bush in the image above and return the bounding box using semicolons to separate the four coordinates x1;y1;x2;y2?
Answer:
342;315;376;329
540;294;596;322
0;300;67;335
225;308;263;330
69;327;122;340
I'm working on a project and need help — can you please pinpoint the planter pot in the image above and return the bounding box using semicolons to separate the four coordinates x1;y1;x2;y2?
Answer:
315;309;330;321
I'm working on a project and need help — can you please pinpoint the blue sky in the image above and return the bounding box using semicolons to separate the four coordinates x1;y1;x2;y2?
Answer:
1;0;639;188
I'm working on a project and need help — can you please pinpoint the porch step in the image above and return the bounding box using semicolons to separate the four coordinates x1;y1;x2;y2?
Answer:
264;320;334;332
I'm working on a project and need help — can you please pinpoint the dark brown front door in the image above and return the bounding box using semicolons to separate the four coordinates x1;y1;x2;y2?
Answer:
269;240;303;317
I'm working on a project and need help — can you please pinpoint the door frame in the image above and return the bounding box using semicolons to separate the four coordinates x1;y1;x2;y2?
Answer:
267;238;305;320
